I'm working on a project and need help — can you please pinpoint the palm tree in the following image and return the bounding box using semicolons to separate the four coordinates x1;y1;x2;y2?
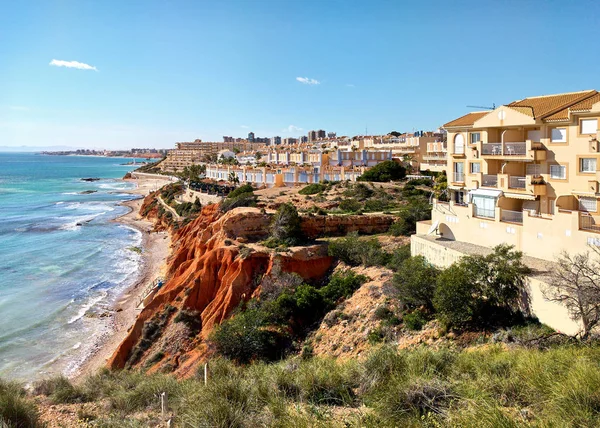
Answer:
228;172;240;185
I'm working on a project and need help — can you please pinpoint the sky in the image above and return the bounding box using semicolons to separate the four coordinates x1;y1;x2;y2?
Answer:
1;0;600;150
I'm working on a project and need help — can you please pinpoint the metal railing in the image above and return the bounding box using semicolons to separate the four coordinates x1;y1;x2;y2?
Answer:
474;204;495;219
482;143;502;155
509;175;527;189
482;174;498;187
501;209;523;223
482;142;527;155
453;172;465;182
580;212;600;233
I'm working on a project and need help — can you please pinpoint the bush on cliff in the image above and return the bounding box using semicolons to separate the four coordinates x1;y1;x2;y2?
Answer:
269;203;303;246
328;232;390;267
219;190;257;213
389;196;431;236
299;183;327;195
227;184;254;199
358;160;406;182
392;255;440;311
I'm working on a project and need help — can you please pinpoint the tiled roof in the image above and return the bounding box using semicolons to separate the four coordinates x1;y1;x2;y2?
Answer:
506;90;596;119
443;112;489;128
543;92;600;122
570;92;600;112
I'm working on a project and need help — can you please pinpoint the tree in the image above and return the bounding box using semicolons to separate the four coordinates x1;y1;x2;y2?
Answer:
228;171;240;185
270;203;303;245
358;160;406;182
393;256;439;310
434;244;530;329
390;196;431;236
544;250;600;338
433;171;448;201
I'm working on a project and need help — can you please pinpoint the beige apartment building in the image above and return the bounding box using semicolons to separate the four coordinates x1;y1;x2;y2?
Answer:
361;132;443;171
417;89;600;262
161;140;260;171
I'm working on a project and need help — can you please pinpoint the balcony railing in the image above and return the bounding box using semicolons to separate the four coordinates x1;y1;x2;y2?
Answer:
482;142;527;156
509;175;527;189
453;172;465;183
482;143;502;155
501;209;523;224
580;212;600;233
482;174;498;187
474;204;495;219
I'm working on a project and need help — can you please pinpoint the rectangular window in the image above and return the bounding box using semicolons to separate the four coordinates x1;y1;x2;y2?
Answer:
551;128;567;142
580;158;597;173
470;132;481;144
526;164;540;176
550;165;566;179
470;162;480;174
579;197;597;212
472;195;496;218
581;119;598;135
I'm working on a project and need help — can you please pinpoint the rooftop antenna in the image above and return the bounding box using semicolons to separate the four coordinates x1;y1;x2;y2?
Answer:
466;103;496;110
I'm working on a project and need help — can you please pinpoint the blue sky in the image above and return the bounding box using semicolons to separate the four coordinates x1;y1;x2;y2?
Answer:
1;0;600;149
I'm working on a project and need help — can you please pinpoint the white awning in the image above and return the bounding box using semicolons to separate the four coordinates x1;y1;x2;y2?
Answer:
468;188;503;198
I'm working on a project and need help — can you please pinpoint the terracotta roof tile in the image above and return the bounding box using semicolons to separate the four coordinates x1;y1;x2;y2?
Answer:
443;112;489;128
507;90;597;119
570;93;600;112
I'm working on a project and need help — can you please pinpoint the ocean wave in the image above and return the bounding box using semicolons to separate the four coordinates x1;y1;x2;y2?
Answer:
67;290;109;324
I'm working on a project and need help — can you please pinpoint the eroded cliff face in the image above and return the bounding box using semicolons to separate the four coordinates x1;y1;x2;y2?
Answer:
108;202;334;377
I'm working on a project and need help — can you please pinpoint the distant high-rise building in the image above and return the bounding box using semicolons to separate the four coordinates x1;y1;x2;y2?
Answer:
283;137;298;145
308;130;317;142
271;136;282;145
300;136;308;143
248;132;255;142
327;132;337;139
223;136;234;142
317;129;326;139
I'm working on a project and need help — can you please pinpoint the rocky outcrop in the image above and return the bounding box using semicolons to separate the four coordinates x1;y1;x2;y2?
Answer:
301;214;395;238
108;206;334;377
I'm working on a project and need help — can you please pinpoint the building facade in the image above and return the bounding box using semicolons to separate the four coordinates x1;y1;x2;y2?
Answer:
416;90;600;262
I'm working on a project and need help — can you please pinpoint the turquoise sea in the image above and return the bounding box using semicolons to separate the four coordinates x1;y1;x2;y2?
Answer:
0;152;142;381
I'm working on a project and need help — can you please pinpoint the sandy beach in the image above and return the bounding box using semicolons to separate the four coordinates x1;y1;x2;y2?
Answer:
73;174;173;380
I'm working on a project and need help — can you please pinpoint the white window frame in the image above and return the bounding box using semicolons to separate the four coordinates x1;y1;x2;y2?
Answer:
581;119;598;135
551;128;567;143
580;158;597;173
550;165;566;179
470;162;480;174
579;197;597;212
454;134;465;154
470;132;481;144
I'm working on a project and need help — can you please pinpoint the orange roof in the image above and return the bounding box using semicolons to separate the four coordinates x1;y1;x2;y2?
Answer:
443;111;489;128
570;92;600;112
506;90;597;119
543;92;600;122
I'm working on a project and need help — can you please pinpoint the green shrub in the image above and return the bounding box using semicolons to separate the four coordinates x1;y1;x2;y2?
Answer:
403;310;428;331
391;196;431;236
227;184;254;199
298;183;327;195
338;198;362;212
358;160;406;182
392;256;439;310
220;192;257;213
174;308;202;334
320;270;368;308
0;379;41;427
269;203;303;246
386;244;411;270
327;232;390;267
33;376;86;403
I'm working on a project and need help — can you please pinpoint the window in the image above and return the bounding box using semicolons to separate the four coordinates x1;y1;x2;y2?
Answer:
579;197;597;212
581;119;598;135
453;162;464;182
550;165;566;179
580;158;597;173
470;162;480;173
472;195;496;218
551;128;567;143
470;132;481;144
527;130;541;142
454;134;465;154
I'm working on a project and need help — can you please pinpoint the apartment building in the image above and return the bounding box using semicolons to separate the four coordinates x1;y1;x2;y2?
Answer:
161;139;258;171
416;89;600;263
360;132;443;171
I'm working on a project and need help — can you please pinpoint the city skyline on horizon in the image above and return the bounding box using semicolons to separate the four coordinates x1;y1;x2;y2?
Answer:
2;0;600;149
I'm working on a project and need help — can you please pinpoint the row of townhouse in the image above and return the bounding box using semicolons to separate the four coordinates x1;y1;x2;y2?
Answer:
205;164;365;187
265;148;393;168
161;140;265;171
412;90;600;334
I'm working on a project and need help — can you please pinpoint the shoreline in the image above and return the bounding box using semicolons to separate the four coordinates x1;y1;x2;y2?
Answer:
72;174;173;381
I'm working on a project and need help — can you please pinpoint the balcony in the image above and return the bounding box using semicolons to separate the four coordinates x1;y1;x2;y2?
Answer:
474;204;495;219
498;174;547;196
580;212;600;233
479;140;546;161
501;209;523;224
509;175;526;190
482;174;498;187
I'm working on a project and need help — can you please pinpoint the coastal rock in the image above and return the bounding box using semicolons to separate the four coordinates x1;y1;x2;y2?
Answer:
79;190;97;194
80;177;101;182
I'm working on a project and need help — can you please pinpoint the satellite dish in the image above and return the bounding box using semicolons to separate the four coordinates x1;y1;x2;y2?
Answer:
427;220;440;235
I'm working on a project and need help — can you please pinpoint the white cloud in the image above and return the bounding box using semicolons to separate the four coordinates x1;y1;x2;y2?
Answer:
49;59;98;71
296;77;320;85
346;83;355;88
282;125;303;133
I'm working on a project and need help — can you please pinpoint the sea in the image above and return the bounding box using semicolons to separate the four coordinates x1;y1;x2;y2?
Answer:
0;152;144;381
